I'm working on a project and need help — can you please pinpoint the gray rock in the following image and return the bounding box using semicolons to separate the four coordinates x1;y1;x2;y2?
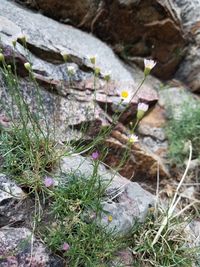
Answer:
0;174;29;227
0;227;64;267
174;0;200;92
158;87;197;120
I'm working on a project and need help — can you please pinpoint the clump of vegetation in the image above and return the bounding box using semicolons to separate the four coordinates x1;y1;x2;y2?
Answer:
128;212;197;267
42;172;125;266
0;42;199;267
166;99;200;166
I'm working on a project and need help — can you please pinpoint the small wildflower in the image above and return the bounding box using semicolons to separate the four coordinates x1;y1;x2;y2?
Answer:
12;39;17;48
0;53;4;62
17;33;27;43
94;66;100;75
61;50;68;62
91;151;99;160
67;65;76;75
137;102;149;120
24;62;32;71
103;71;111;82
144;59;156;76
88;55;97;65
44;176;54;188
128;134;139;144
108;215;113;222
62;242;70;251
117;88;133;104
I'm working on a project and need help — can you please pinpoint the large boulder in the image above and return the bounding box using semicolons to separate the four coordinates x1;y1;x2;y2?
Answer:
0;0;169;181
174;0;200;92
14;0;186;80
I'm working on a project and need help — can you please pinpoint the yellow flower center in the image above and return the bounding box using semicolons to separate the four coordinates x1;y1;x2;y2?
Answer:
121;90;129;99
108;215;113;222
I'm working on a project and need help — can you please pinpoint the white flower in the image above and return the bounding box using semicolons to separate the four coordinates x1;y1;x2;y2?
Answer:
137;102;149;120
17;33;28;43
144;59;156;70
117;88;133;104
128;134;139;144
67;65;76;74
137;102;149;112
144;59;156;76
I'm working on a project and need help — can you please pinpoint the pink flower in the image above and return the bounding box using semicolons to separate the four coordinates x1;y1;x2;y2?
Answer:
44;176;54;187
62;242;70;251
91;151;99;160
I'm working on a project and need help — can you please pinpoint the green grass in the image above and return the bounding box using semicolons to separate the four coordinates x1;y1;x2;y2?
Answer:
41;172;125;267
166;100;200;166
0;47;199;267
127;212;198;267
0;126;60;190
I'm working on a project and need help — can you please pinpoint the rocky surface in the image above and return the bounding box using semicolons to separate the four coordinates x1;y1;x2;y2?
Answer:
14;0;200;94
174;0;200;93
0;174;29;228
58;154;155;233
0;0;170;181
0;227;64;267
14;0;186;80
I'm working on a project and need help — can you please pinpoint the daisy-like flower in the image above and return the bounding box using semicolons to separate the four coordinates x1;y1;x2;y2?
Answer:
67;65;76;75
128;134;139;144
137;102;149;120
144;59;156;76
62;242;70;251
118;88;133;104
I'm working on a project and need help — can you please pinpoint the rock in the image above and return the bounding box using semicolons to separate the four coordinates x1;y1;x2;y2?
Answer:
104;123;170;181
58;154;155;234
0;0;159;138
0;174;30;227
158;86;198;120
174;0;200;92
138;104;168;157
14;0;186;80
110;248;134;267
0;0;166;182
0;227;64;267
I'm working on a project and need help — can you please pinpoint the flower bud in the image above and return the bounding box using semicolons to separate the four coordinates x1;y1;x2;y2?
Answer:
0;53;5;62
94;67;100;75
24;62;32;71
89;56;96;65
61;51;68;62
136;103;149;120
12;39;17;48
144;59;156;76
